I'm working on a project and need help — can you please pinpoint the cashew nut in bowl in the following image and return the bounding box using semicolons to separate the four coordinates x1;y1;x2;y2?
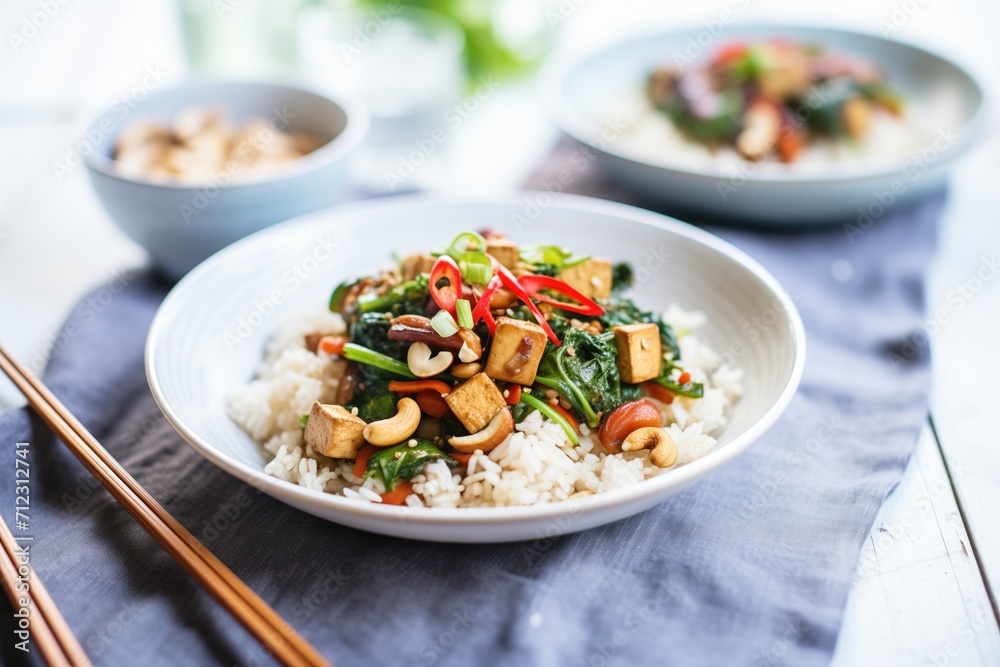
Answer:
621;427;678;468
363;397;421;446
447;408;514;454
407;342;454;378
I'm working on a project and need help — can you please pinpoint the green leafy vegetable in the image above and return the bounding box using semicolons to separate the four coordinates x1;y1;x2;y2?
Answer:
611;263;633;292
298;414;309;428
329;279;359;313
534;328;622;428
357;275;429;315
365;441;456;491
599;299;680;361
342;343;416;379
350;390;398;423
651;375;705;399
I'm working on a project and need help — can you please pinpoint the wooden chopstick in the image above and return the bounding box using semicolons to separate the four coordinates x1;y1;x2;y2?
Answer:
0;345;333;667
0;511;91;666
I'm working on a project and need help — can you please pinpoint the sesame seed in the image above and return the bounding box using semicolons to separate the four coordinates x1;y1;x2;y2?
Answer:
503;389;510;398
407;439;418;447
394;452;402;459
640;339;648;350
350;407;359;416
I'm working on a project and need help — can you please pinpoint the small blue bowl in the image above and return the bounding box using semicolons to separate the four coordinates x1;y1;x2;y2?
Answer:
83;79;368;279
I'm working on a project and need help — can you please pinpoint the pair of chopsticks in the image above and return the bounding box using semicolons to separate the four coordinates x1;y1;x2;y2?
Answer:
0;511;90;666
0;344;333;667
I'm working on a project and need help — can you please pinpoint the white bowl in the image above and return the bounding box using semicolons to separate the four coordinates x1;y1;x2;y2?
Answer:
145;193;805;542
83;80;368;279
540;24;988;225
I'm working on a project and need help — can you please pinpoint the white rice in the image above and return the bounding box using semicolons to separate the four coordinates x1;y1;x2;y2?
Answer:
611;91;932;167
228;307;742;508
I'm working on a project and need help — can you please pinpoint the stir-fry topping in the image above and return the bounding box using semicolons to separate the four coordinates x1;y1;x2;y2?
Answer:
301;231;709;500
647;40;904;162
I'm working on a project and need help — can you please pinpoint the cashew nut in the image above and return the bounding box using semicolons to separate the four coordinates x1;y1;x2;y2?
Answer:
456;329;482;362
621;427;677;468
363;398;421;446
447;408;514;454
407;342;454;378
451;361;482;379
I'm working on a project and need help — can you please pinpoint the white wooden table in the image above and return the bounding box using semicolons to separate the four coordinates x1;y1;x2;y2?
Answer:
1;0;998;664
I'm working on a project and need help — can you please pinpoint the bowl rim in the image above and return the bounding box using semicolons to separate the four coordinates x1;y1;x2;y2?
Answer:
81;78;369;190
538;20;993;185
145;191;807;526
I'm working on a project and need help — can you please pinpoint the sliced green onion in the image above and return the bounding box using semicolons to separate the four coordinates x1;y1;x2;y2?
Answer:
562;255;591;268
431;310;459;338
462;261;493;284
455;299;474;329
342;343;416;378
519;392;579;445
448;231;487;257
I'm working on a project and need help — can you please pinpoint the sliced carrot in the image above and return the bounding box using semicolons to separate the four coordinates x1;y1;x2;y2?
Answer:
552;403;579;433
380;480;414;505
504;384;522;406
678;372;691;385
352;443;378;478
449;452;473;466
318;336;347;356
597;400;662;454
388;379;452;396
415;390;451;418
642;381;675;404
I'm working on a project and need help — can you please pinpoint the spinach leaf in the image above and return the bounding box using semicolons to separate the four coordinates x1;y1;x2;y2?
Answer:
510;401;533;423
611;263;633;292
599;298;680;361
352;391;397;422
621;383;643;402
350;312;407;360
365;441;456;491
534;328;622;428
651;375;705;399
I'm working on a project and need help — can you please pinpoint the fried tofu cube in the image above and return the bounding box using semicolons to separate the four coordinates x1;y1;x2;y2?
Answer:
303;402;367;459
484;317;548;385
400;253;436;281
613;323;662;383
444;372;507;433
486;238;520;270
558;258;612;300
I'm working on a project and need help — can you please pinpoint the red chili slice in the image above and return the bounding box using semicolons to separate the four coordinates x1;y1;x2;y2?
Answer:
471;273;503;333
496;266;560;346
429;256;463;315
517;274;605;317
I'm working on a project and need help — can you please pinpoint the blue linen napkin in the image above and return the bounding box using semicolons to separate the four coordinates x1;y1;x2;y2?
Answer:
0;166;942;665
